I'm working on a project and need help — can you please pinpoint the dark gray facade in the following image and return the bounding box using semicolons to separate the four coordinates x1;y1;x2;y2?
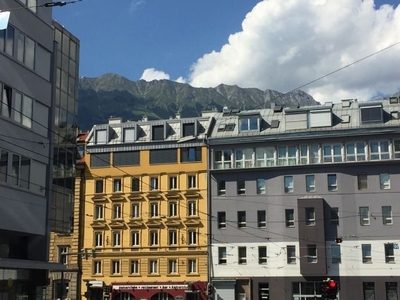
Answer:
209;99;400;300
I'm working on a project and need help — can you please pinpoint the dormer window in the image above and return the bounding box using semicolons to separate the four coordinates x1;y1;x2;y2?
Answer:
183;123;195;137
152;125;164;141
123;127;135;142
360;103;383;124
239;117;259;132
95;129;107;144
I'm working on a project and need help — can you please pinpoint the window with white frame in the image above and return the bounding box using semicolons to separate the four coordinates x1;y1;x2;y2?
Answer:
169;230;178;246
382;206;393;225
237;211;246;228
305;207;316;226
131;231;140;247
278;146;296;166
93;261;102;275
218;247;227;264
237;180;245;195
310;145;320;164
255;147;275;167
188;175;196;189
257;210;266;228
214;150;232;169
239;116;259;132
149;259;158;274
287;245;296;264
385;243;395;263
150;177;158;190
188;259;197;274
150;202;159;218
380;173;390;190
169;176;177;190
327;174;337;191
331;244;341;264
169;202;177;217
360;207;370;226
370;141;389;160
217;212;226;229
285;209;295;227
238;246;247;264
307;244;317;263
131;203;140;219
362;244;372;263
150;230;158;246
323;144;342;163
358;174;368;190
95;179;104;193
394;140;400;158
284;176;294;193
130;260;139;274
131;177;140;191
113;178;122;192
330;207;339;226
95;204;103;220
188;230;197;245
112;204;122;219
305;175;315;192
94;232;103;247
258;246;267;264
58;246;68;265
299;145;308;165
346;142;366;161
256;178;266;194
235;148;254;168
168;259;178;274
111;260;120;275
217;181;226;196
112;231;121;247
188;201;197;216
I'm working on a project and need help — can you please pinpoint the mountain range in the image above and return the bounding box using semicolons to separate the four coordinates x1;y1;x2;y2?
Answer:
77;73;320;130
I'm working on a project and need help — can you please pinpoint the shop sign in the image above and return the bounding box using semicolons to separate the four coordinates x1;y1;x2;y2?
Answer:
113;284;189;290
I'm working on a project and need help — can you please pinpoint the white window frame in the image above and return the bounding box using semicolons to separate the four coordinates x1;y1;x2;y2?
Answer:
149;259;158;274
131;203;140;219
235;148;254;168
58;246;68;265
93;260;102;275
307;244;317;263
258;246;267;264
285;209;295;227
299;145;308;165
370;140;390;160
346;142;366;161
278;146;296;166
394;139;400;158
237;211;246;228
188;230;197;245
111;260;120;275
385;243;395;263
188;175;196;189
257;210;267;228
130;260;139;274
305;207;316;226
327;174;338;191
287;245;296;264
305;175;315;192
382;206;393;225
112;231;121;247
150;230;158;246
217;181;226;196
309;144;320;164
362;244;372;263
214;150;232;169
237;180;245;195
238;246;247;265
239;116;259;132
284;176;294;193
217;211;226;229
188;201;197;216
95;204;103;220
360;207;370;226
323;144;342;163
113;204;122;219
113;178;122;192
169;176;177;190
188;259;197;274
168;259;178;274
169;230;178;246
169;201;177;217
380;173;391;190
256;178;266;194
150;202;159;218
94;232;103;247
150;177;159;190
131;231;140;247
218;247;227;264
255;147;275;167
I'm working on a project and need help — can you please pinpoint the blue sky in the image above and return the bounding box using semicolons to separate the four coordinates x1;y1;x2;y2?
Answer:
54;0;400;103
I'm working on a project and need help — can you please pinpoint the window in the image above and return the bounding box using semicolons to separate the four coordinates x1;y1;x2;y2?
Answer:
94;232;103;247
386;282;398;300
285;209;295;227
113;204;121;219
95;205;103;220
168;259;178;274
385;243;395;263
217;180;226;196
150;177;158;190
130;260;139;274
169;230;177;246
188;230;197;245
149;259;158;274
214;150;232;169
327;174;337;191
150;202;159;218
305;175;315;192
331;244;341;264
239;116;259;131
305;208;315;226
346;142;366;161
14;92;32;128
150;149;177;164
380;173;390;190
237;211;246;228
238;246;247;264
131;203;140;219
58;246;68;265
257;210;266;228
235;149;254;168
259;283;269;300
123;128;135;143
307;244;317;263
149;231;158;246
181;147;201;162
258;246;267;264
256;179;265;194
287;245;296;264
284;176;294;193
1;84;12;118
310;144;320;164
323;144;342;163
93;261;102;275
299;145;308;165
278;146;296;166
188;175;196;189
217;212;226;229
370;140;389;160
169;202;177;217
394;140;400;158
152;125;164;141
330;207;339;225
95;129;107;144
131;231;140;247
362;244;372;263
131;177;140;191
169;176;177;190
237;180;245;195
358;174;368;190
17;33;35;70
361;105;383;123
382;206;393;225
0;150;8;182
95;179;104;193
111;260;120;274
218;247;227;264
363;282;375;300
360;207;370;226
256;147;275;167
11;154;30;189
183;123;195;137
112;231;121;247
188;201;197;216
188;259;197;274
90;153;111;168
113;178;122;192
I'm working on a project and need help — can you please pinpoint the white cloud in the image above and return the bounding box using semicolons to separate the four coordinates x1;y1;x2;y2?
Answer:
129;0;145;13
188;0;400;103
140;68;170;81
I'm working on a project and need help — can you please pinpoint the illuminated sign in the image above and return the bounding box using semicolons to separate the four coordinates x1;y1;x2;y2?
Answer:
113;285;189;290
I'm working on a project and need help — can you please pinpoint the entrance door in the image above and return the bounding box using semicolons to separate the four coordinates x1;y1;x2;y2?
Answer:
150;292;174;300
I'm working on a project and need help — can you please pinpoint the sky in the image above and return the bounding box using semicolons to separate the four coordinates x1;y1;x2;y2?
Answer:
53;0;400;103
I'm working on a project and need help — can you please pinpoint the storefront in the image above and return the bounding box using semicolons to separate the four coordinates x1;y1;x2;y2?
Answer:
111;282;207;300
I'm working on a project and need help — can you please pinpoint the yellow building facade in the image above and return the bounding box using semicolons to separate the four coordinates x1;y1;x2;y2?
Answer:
82;116;212;300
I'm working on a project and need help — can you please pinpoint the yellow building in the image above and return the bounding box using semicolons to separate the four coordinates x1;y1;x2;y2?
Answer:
82;115;213;300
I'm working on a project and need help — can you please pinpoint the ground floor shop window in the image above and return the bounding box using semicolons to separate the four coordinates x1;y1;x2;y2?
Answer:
363;282;375;300
186;291;199;300
259;283;269;299
386;282;398;300
293;282;322;299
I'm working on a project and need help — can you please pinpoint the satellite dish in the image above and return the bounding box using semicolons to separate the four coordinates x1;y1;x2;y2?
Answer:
0;11;10;30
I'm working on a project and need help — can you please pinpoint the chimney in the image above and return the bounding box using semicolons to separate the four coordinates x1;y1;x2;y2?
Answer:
142;115;148;122
175;112;181;119
108;116;122;124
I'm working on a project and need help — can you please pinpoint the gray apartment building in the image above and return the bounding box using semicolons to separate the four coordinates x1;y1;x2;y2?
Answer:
208;98;400;300
0;1;78;299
